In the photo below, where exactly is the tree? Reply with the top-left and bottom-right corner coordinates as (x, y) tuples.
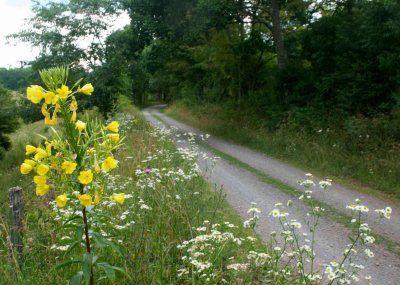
(9, 0), (123, 70)
(0, 85), (20, 159)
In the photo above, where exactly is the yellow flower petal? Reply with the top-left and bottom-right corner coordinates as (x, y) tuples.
(20, 163), (33, 174)
(36, 164), (50, 176)
(113, 193), (125, 205)
(26, 85), (44, 104)
(75, 120), (86, 132)
(33, 175), (47, 185)
(70, 98), (78, 111)
(34, 148), (48, 160)
(78, 194), (92, 207)
(24, 159), (37, 167)
(94, 193), (101, 205)
(106, 121), (119, 133)
(44, 91), (56, 104)
(36, 184), (50, 196)
(80, 83), (94, 95)
(56, 85), (71, 99)
(61, 161), (77, 174)
(55, 195), (68, 208)
(25, 145), (37, 155)
(78, 170), (93, 185)
(107, 133), (120, 143)
(101, 156), (118, 172)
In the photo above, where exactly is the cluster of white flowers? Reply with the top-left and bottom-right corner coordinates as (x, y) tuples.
(177, 221), (252, 282)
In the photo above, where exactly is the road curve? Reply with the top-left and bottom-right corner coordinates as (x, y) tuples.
(143, 105), (400, 284)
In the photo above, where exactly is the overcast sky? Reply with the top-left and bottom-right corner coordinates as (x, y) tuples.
(0, 0), (36, 68)
(0, 0), (130, 68)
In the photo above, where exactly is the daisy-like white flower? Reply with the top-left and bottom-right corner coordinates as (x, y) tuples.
(327, 272), (336, 281)
(364, 249), (374, 258)
(270, 209), (280, 218)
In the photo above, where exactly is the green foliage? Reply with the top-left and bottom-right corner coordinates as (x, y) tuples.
(0, 85), (20, 159)
(0, 67), (34, 91)
(288, 0), (400, 115)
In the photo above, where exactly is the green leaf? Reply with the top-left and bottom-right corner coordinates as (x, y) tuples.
(83, 253), (93, 285)
(63, 241), (79, 257)
(62, 215), (83, 226)
(97, 262), (116, 282)
(91, 232), (121, 254)
(53, 259), (82, 271)
(71, 77), (84, 90)
(76, 224), (85, 244)
(71, 271), (83, 285)
(110, 265), (132, 280)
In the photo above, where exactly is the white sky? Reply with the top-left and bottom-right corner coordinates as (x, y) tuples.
(0, 0), (36, 68)
(0, 0), (130, 68)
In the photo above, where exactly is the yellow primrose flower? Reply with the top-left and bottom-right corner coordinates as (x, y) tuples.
(61, 161), (77, 174)
(95, 163), (101, 173)
(94, 193), (101, 205)
(107, 133), (120, 143)
(55, 195), (68, 208)
(113, 193), (125, 205)
(75, 120), (86, 132)
(25, 145), (37, 155)
(106, 121), (119, 133)
(24, 159), (37, 167)
(80, 83), (94, 95)
(36, 164), (50, 176)
(102, 156), (118, 172)
(78, 170), (93, 185)
(41, 104), (49, 117)
(70, 98), (78, 111)
(36, 184), (50, 196)
(20, 163), (33, 174)
(44, 91), (56, 104)
(78, 194), (92, 207)
(34, 148), (48, 160)
(33, 175), (47, 185)
(44, 113), (57, 126)
(56, 85), (71, 99)
(71, 111), (77, 122)
(45, 142), (52, 154)
(26, 85), (44, 104)
(54, 103), (61, 113)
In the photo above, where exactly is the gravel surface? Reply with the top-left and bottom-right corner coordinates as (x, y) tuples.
(143, 105), (400, 284)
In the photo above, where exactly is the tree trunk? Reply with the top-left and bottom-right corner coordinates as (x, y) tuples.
(270, 0), (287, 70)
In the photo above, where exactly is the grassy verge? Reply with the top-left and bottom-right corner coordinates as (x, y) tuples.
(165, 102), (400, 203)
(0, 98), (262, 284)
(150, 110), (400, 256)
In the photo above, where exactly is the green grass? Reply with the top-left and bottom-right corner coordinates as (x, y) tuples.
(165, 102), (400, 204)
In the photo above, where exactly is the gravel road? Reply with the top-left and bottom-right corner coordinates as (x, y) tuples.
(143, 105), (400, 284)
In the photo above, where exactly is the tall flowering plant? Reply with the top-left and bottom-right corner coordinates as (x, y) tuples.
(20, 67), (127, 284)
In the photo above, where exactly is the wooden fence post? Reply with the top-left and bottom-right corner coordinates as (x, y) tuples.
(9, 187), (24, 261)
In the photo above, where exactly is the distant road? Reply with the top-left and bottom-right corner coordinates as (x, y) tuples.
(143, 105), (400, 284)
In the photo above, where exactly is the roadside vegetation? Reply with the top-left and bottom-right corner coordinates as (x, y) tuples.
(0, 67), (390, 284)
(0, 0), (398, 283)
(166, 102), (400, 202)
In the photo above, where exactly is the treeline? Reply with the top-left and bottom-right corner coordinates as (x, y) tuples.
(112, 0), (400, 125)
(3, 0), (400, 133)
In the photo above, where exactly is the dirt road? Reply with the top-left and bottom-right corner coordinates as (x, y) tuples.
(143, 105), (400, 284)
